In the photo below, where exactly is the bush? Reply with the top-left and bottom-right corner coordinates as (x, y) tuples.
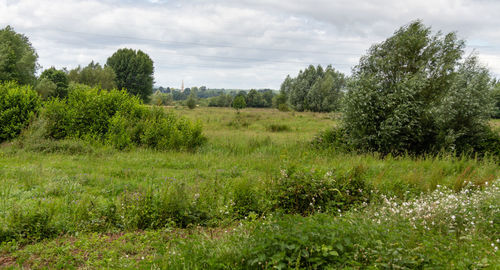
(232, 95), (246, 110)
(277, 103), (289, 112)
(311, 127), (349, 151)
(37, 86), (205, 151)
(0, 82), (41, 143)
(150, 91), (173, 106)
(107, 107), (206, 151)
(186, 94), (196, 109)
(273, 165), (370, 215)
(6, 207), (56, 243)
(266, 123), (290, 132)
(343, 21), (495, 156)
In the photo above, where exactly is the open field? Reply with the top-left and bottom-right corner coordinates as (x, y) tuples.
(1, 107), (499, 269)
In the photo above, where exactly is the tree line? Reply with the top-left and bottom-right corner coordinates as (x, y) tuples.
(0, 26), (154, 102)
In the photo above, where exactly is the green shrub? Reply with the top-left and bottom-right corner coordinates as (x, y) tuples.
(107, 107), (206, 151)
(273, 165), (370, 215)
(118, 183), (208, 229)
(6, 207), (56, 243)
(266, 123), (290, 132)
(232, 95), (246, 110)
(43, 87), (140, 139)
(231, 178), (261, 217)
(311, 127), (349, 150)
(0, 82), (41, 143)
(277, 103), (289, 112)
(186, 94), (196, 109)
(36, 86), (205, 151)
(343, 21), (495, 156)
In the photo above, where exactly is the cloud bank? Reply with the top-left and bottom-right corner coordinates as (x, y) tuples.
(1, 0), (499, 89)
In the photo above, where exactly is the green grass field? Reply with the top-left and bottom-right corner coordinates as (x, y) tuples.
(1, 107), (499, 269)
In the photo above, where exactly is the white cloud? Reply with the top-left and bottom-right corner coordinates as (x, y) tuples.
(1, 0), (499, 88)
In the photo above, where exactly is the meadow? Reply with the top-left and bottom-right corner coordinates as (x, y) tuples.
(0, 107), (499, 269)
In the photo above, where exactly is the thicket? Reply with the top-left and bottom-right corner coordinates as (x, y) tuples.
(0, 82), (41, 143)
(30, 85), (205, 151)
(339, 21), (500, 157)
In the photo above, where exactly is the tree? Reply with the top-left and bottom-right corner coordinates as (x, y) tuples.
(343, 20), (495, 155)
(280, 65), (345, 112)
(68, 61), (116, 90)
(39, 67), (69, 98)
(106, 48), (154, 102)
(232, 95), (246, 111)
(0, 26), (39, 85)
(186, 93), (197, 109)
(306, 67), (345, 112)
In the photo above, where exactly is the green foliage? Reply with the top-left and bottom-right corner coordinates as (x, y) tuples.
(150, 91), (173, 106)
(37, 86), (205, 151)
(266, 123), (290, 132)
(106, 48), (154, 102)
(344, 21), (496, 156)
(68, 61), (116, 90)
(208, 93), (233, 107)
(282, 65), (345, 112)
(0, 26), (38, 85)
(273, 165), (370, 215)
(42, 86), (140, 140)
(232, 95), (246, 110)
(34, 77), (56, 99)
(311, 127), (350, 151)
(186, 93), (197, 109)
(0, 82), (41, 143)
(5, 207), (56, 243)
(492, 82), (500, 118)
(38, 67), (69, 99)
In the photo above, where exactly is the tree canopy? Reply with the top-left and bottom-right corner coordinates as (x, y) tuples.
(343, 20), (495, 155)
(0, 26), (39, 85)
(68, 61), (116, 90)
(106, 48), (154, 102)
(279, 65), (345, 112)
(38, 67), (69, 99)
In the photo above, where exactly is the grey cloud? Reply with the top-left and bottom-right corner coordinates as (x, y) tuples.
(1, 0), (499, 89)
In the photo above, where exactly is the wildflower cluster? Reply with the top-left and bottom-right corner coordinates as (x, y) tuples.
(371, 181), (499, 248)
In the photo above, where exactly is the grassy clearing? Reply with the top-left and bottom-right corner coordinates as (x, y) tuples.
(1, 107), (499, 268)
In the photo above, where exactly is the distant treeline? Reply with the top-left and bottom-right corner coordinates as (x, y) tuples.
(153, 86), (276, 108)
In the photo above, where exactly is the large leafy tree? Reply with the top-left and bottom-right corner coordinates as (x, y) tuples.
(0, 26), (39, 85)
(279, 65), (345, 112)
(343, 21), (495, 155)
(106, 48), (154, 102)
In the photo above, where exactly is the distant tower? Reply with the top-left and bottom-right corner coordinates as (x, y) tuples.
(181, 80), (184, 93)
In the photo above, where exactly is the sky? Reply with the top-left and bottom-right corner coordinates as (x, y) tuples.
(1, 0), (500, 89)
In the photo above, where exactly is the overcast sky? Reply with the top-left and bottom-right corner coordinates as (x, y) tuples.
(1, 0), (500, 89)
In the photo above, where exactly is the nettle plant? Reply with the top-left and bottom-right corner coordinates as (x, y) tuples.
(343, 21), (496, 156)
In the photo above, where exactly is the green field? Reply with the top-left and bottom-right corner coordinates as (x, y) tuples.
(1, 107), (499, 269)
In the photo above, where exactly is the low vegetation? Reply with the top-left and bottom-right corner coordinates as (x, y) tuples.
(1, 107), (499, 268)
